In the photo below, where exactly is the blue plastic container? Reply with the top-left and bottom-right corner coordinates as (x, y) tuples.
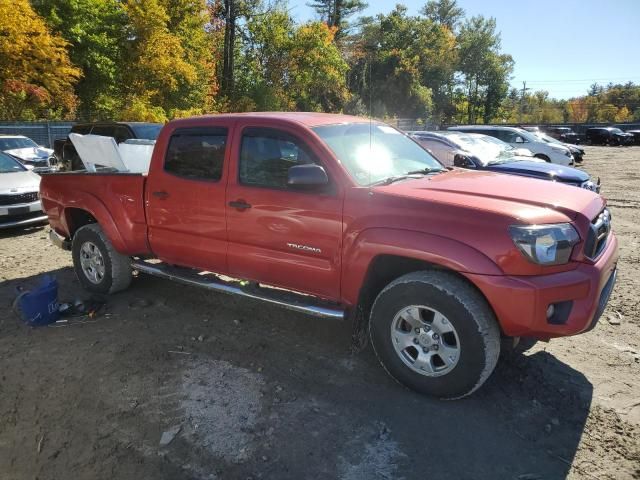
(15, 275), (60, 327)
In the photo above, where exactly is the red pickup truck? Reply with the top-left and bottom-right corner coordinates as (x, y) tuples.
(40, 113), (618, 399)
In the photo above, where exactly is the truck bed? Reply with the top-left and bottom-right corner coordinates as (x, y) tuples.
(40, 172), (151, 255)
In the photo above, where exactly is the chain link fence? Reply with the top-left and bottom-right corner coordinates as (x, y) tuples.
(0, 121), (75, 148)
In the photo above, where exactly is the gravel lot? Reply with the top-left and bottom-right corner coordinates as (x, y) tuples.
(1, 146), (639, 480)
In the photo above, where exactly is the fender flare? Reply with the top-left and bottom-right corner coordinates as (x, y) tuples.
(61, 192), (127, 253)
(341, 227), (503, 306)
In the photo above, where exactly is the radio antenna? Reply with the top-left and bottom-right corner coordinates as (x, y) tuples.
(368, 56), (372, 190)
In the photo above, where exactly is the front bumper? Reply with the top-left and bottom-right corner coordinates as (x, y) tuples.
(466, 232), (619, 339)
(0, 201), (48, 229)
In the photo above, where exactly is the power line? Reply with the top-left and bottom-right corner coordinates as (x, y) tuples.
(517, 77), (640, 84)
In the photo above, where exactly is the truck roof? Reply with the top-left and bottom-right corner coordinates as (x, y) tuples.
(170, 112), (370, 128)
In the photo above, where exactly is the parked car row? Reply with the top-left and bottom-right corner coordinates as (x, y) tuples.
(38, 112), (618, 400)
(408, 130), (598, 191)
(447, 125), (576, 165)
(522, 125), (639, 147)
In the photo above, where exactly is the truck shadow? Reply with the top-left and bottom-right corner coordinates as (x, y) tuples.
(0, 269), (593, 480)
(0, 224), (46, 239)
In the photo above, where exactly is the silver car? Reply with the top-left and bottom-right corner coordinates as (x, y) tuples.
(0, 135), (57, 173)
(0, 152), (47, 229)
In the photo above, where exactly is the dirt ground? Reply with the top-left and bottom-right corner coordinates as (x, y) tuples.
(1, 146), (639, 480)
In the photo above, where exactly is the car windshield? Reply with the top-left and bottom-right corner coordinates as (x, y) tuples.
(535, 132), (563, 145)
(312, 123), (445, 186)
(0, 137), (39, 150)
(445, 133), (518, 165)
(610, 128), (625, 134)
(130, 124), (162, 140)
(0, 152), (26, 173)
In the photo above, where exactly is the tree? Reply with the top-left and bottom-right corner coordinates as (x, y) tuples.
(0, 0), (80, 119)
(456, 15), (512, 123)
(615, 106), (631, 123)
(348, 6), (434, 119)
(307, 0), (368, 39)
(420, 0), (464, 31)
(120, 0), (212, 121)
(567, 98), (588, 123)
(32, 0), (128, 119)
(239, 8), (348, 111)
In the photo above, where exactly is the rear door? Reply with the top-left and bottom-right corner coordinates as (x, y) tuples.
(225, 124), (343, 300)
(146, 125), (230, 273)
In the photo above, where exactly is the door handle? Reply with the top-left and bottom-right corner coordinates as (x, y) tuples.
(228, 199), (251, 210)
(152, 191), (169, 199)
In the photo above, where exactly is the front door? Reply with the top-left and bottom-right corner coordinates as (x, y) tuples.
(225, 126), (343, 301)
(146, 126), (230, 273)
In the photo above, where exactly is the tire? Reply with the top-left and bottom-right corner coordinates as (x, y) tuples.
(72, 224), (132, 294)
(534, 154), (551, 162)
(369, 271), (500, 399)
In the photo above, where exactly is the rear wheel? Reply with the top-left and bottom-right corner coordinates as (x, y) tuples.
(72, 224), (132, 294)
(369, 271), (500, 399)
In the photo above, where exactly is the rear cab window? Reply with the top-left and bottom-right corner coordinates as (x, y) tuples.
(164, 127), (228, 181)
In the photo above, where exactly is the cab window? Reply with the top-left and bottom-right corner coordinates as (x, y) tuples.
(165, 127), (227, 181)
(239, 127), (319, 189)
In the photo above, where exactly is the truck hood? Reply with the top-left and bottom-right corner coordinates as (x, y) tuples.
(4, 147), (53, 162)
(485, 160), (589, 183)
(377, 169), (604, 224)
(0, 170), (41, 194)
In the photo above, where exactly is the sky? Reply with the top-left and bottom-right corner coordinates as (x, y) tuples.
(292, 0), (640, 100)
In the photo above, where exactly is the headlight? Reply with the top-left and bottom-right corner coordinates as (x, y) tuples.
(509, 223), (579, 265)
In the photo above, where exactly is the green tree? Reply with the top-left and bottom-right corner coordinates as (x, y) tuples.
(307, 0), (368, 39)
(239, 8), (348, 111)
(0, 0), (80, 119)
(32, 0), (128, 119)
(348, 6), (444, 119)
(420, 0), (464, 31)
(457, 15), (512, 123)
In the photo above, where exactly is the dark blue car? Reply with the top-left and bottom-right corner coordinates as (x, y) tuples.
(410, 131), (599, 192)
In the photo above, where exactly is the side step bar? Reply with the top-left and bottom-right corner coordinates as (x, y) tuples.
(131, 259), (345, 320)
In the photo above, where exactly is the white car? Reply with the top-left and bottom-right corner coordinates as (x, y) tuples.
(447, 125), (574, 166)
(0, 135), (56, 173)
(0, 151), (47, 229)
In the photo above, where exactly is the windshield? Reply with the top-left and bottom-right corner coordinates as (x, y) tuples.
(446, 133), (518, 165)
(313, 123), (444, 186)
(0, 152), (27, 173)
(535, 132), (563, 145)
(610, 128), (625, 134)
(0, 137), (39, 150)
(130, 124), (162, 140)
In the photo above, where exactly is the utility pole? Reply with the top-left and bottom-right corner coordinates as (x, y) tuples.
(519, 81), (531, 123)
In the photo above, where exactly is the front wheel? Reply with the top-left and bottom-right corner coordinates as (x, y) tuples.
(534, 154), (551, 162)
(72, 224), (132, 294)
(369, 271), (500, 399)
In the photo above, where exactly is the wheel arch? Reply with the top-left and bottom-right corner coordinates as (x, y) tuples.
(61, 195), (127, 253)
(345, 228), (504, 350)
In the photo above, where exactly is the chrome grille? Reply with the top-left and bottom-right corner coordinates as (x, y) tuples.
(585, 208), (611, 259)
(0, 191), (39, 206)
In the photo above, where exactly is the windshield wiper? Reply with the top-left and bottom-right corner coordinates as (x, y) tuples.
(404, 167), (443, 175)
(370, 167), (443, 186)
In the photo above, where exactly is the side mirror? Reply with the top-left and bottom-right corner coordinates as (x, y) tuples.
(453, 152), (475, 168)
(25, 164), (35, 171)
(515, 136), (525, 143)
(287, 164), (329, 188)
